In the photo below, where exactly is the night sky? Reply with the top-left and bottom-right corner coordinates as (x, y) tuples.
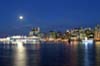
(0, 0), (100, 36)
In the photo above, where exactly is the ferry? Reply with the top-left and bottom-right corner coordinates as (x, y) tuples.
(0, 36), (41, 44)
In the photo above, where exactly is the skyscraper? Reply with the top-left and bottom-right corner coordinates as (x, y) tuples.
(94, 24), (100, 41)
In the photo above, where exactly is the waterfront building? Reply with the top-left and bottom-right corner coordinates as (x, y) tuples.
(49, 31), (57, 39)
(84, 28), (94, 39)
(79, 32), (86, 40)
(38, 32), (44, 38)
(29, 27), (40, 36)
(64, 30), (71, 39)
(29, 31), (34, 36)
(70, 29), (79, 41)
(94, 24), (100, 41)
(56, 31), (62, 39)
(70, 33), (79, 41)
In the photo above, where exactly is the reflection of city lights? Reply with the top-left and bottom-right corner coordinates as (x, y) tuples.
(95, 41), (100, 44)
(82, 41), (93, 45)
(14, 42), (27, 66)
(49, 38), (55, 41)
(70, 41), (78, 45)
(83, 41), (88, 45)
(17, 42), (23, 48)
(82, 37), (93, 44)
(84, 43), (89, 66)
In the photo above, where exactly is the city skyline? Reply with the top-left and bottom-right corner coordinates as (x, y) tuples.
(0, 1), (100, 66)
(0, 0), (100, 35)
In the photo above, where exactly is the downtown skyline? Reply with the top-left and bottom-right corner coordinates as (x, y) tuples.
(0, 0), (100, 35)
(0, 1), (100, 66)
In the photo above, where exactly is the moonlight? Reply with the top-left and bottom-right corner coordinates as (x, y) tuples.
(19, 16), (23, 20)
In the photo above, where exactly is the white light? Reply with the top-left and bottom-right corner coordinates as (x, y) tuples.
(19, 16), (23, 20)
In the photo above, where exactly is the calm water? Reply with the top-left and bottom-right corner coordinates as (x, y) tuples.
(0, 42), (100, 66)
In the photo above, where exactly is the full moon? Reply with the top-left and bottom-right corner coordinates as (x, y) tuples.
(19, 16), (23, 20)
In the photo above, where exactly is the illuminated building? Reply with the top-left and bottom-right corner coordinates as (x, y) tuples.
(63, 30), (70, 39)
(94, 25), (100, 41)
(70, 29), (79, 41)
(29, 31), (34, 36)
(56, 31), (62, 39)
(49, 31), (57, 39)
(79, 28), (87, 40)
(84, 28), (94, 39)
(29, 27), (40, 36)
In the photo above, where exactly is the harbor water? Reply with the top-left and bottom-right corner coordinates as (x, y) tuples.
(0, 41), (100, 66)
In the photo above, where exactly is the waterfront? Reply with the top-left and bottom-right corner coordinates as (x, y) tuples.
(0, 41), (100, 66)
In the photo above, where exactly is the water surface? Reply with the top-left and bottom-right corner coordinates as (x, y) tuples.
(0, 42), (100, 66)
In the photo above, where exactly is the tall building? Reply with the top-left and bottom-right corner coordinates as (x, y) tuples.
(84, 28), (94, 39)
(29, 27), (40, 36)
(94, 24), (100, 41)
(70, 29), (80, 40)
(49, 31), (57, 39)
(79, 28), (87, 40)
(64, 30), (70, 39)
(56, 31), (62, 39)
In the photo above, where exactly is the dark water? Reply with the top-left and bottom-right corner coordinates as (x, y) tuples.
(0, 42), (100, 66)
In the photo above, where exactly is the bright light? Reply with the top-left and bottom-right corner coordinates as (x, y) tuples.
(17, 42), (23, 48)
(19, 16), (23, 20)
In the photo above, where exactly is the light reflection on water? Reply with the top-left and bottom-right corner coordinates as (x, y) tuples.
(13, 43), (27, 66)
(95, 42), (100, 66)
(0, 41), (100, 66)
